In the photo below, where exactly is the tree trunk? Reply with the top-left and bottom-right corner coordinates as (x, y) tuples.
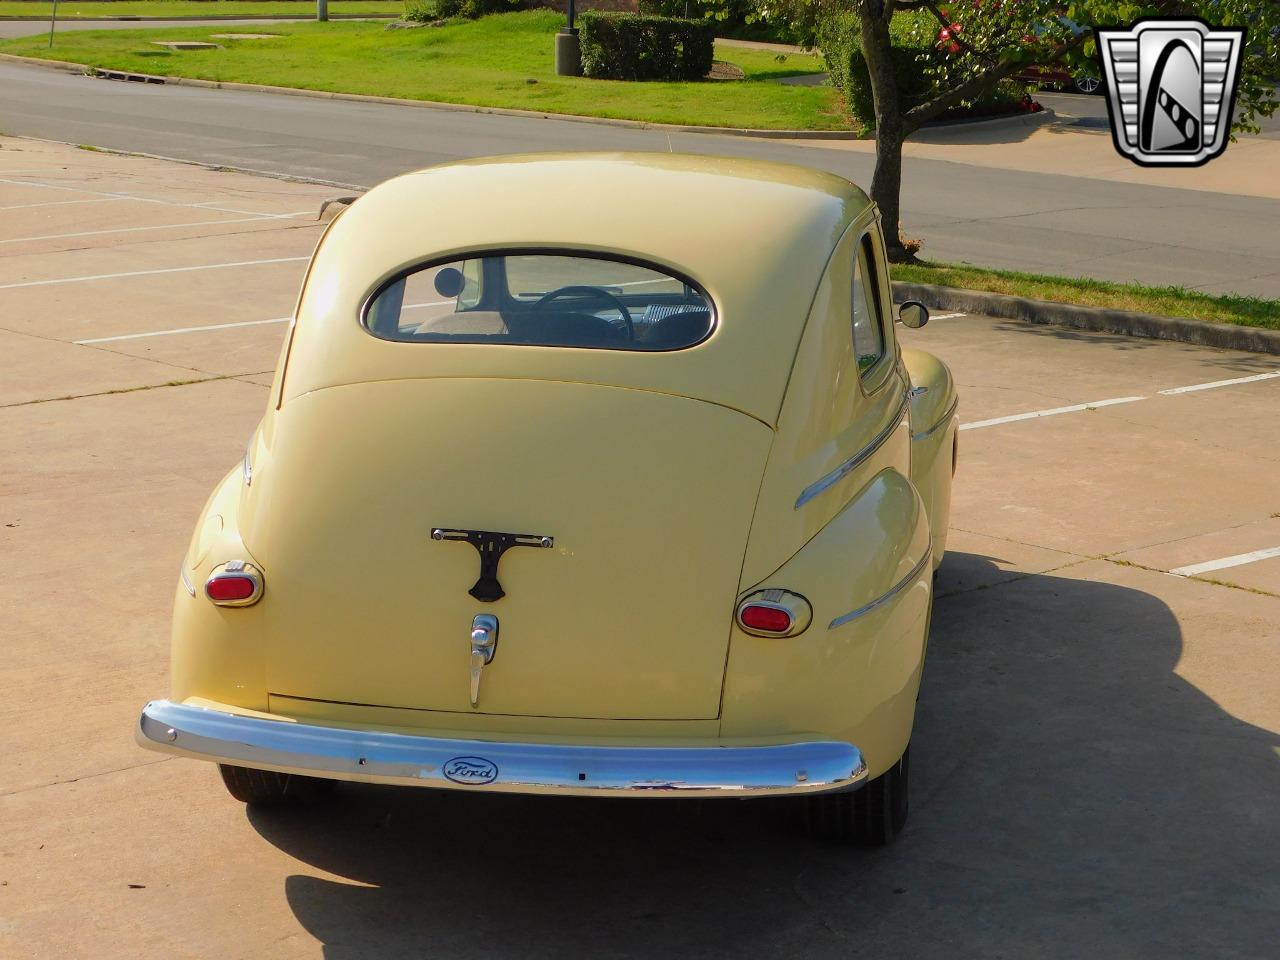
(859, 7), (913, 263)
(870, 124), (909, 262)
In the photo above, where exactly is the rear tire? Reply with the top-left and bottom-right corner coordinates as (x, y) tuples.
(806, 747), (909, 846)
(218, 764), (335, 807)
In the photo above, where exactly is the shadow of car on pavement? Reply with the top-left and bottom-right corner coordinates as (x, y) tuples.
(248, 552), (1279, 959)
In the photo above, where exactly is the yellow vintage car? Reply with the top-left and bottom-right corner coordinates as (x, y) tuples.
(137, 154), (958, 846)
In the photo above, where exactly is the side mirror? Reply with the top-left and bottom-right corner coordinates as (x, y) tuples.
(898, 300), (929, 329)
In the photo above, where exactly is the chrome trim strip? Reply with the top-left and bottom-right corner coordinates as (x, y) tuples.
(179, 567), (196, 597)
(794, 391), (910, 509)
(828, 546), (932, 630)
(911, 395), (959, 443)
(136, 700), (868, 799)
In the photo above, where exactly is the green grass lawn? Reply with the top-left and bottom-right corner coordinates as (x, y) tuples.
(0, 1), (401, 16)
(894, 261), (1280, 330)
(0, 13), (841, 130)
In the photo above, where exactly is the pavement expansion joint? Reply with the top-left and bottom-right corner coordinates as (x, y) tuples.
(1104, 516), (1279, 557)
(1, 322), (202, 375)
(935, 557), (1095, 601)
(1, 373), (252, 409)
(1102, 557), (1280, 600)
(1, 756), (174, 799)
(948, 526), (1088, 558)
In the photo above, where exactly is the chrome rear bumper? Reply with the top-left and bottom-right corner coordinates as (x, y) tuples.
(136, 700), (867, 798)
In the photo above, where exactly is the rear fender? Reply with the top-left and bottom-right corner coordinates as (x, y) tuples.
(172, 464), (269, 710)
(720, 468), (932, 777)
(904, 348), (958, 566)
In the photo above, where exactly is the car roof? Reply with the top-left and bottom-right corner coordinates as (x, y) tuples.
(281, 153), (875, 425)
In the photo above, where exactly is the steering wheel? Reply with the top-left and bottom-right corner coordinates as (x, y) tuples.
(532, 285), (634, 341)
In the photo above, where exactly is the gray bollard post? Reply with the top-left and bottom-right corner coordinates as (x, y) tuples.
(317, 0), (329, 22)
(554, 0), (581, 77)
(555, 28), (582, 77)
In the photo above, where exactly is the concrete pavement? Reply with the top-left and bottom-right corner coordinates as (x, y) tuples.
(1, 58), (1279, 296)
(1, 139), (1277, 959)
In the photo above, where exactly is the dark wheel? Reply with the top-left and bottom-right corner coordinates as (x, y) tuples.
(218, 764), (335, 807)
(806, 747), (909, 846)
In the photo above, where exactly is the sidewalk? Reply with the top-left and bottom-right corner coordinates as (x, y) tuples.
(788, 110), (1280, 202)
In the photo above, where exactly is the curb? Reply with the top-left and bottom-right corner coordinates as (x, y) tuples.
(0, 51), (87, 70)
(15, 132), (370, 191)
(919, 106), (1054, 132)
(0, 52), (858, 139)
(892, 282), (1280, 356)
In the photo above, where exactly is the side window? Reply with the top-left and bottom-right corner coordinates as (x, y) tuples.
(852, 233), (887, 378)
(459, 258), (482, 309)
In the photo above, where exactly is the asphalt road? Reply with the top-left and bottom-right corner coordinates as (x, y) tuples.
(1, 59), (1278, 296)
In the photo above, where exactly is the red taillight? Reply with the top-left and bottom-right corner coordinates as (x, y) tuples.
(735, 590), (812, 637)
(205, 562), (263, 606)
(739, 604), (793, 634)
(206, 576), (256, 603)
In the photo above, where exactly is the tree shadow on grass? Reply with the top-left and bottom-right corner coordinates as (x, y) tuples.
(249, 553), (1279, 959)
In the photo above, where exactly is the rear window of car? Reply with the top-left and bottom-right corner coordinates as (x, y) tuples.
(363, 253), (715, 351)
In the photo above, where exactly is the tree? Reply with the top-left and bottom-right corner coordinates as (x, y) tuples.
(776, 1), (1280, 262)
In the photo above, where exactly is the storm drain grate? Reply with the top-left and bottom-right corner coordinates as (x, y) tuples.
(91, 68), (166, 84)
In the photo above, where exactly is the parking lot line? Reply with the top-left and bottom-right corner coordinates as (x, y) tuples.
(1170, 546), (1280, 577)
(0, 177), (315, 218)
(0, 256), (308, 290)
(960, 396), (1146, 431)
(0, 214), (317, 246)
(75, 317), (293, 345)
(190, 201), (320, 219)
(0, 197), (128, 212)
(1158, 370), (1280, 395)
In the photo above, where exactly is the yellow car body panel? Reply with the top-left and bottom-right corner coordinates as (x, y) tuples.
(147, 153), (959, 796)
(244, 378), (772, 720)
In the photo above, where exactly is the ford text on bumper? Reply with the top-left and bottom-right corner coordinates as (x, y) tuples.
(137, 700), (868, 799)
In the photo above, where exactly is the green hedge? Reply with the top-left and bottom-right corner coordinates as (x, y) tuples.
(580, 12), (715, 81)
(427, 0), (523, 20)
(403, 0), (437, 21)
(818, 13), (931, 134)
(819, 11), (1030, 134)
(636, 0), (806, 45)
